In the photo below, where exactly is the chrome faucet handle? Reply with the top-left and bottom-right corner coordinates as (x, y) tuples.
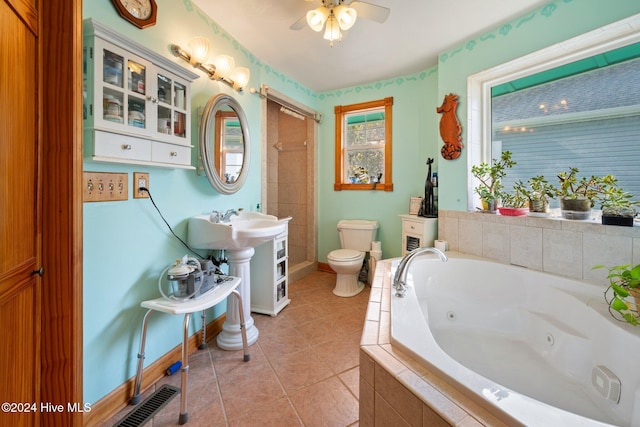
(210, 210), (223, 223)
(222, 209), (239, 221)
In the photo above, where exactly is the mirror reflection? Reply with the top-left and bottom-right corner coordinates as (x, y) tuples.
(200, 94), (250, 194)
(214, 108), (244, 184)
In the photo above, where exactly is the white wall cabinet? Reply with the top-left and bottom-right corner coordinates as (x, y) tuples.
(399, 214), (438, 255)
(250, 227), (290, 316)
(83, 18), (199, 169)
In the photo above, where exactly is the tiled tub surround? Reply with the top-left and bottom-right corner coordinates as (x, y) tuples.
(437, 210), (640, 282)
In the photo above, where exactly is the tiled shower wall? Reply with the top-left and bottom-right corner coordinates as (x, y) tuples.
(438, 210), (640, 284)
(266, 101), (313, 266)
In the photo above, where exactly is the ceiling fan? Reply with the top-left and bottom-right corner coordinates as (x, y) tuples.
(290, 0), (390, 46)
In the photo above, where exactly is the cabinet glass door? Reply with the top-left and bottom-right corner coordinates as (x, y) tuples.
(102, 50), (125, 124)
(126, 60), (147, 130)
(173, 81), (187, 140)
(156, 74), (173, 136)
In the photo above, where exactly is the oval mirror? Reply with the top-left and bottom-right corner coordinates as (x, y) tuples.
(200, 94), (250, 194)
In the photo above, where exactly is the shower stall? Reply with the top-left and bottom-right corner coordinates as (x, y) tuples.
(262, 92), (318, 282)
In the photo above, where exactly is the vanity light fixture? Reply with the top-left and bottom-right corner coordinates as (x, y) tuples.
(171, 38), (250, 91)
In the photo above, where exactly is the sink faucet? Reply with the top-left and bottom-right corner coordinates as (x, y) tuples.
(393, 247), (447, 298)
(222, 209), (239, 222)
(210, 209), (240, 223)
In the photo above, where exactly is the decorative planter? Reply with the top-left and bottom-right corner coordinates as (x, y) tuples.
(498, 207), (528, 216)
(481, 198), (497, 212)
(601, 207), (635, 227)
(560, 198), (591, 220)
(602, 214), (635, 227)
(528, 199), (549, 214)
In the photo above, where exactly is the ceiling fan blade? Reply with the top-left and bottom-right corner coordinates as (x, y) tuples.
(290, 15), (308, 30)
(349, 1), (390, 23)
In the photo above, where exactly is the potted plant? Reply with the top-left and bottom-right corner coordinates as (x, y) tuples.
(593, 263), (640, 326)
(598, 176), (638, 227)
(513, 175), (555, 216)
(496, 190), (528, 216)
(471, 151), (516, 212)
(555, 168), (605, 220)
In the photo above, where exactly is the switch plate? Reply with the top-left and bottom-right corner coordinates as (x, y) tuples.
(83, 172), (128, 202)
(133, 172), (149, 198)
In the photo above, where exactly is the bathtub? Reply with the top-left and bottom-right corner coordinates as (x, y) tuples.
(389, 253), (640, 427)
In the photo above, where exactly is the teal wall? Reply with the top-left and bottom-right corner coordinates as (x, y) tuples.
(82, 0), (317, 404)
(315, 71), (439, 261)
(82, 0), (640, 405)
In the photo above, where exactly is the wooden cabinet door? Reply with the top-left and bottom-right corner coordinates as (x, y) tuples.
(0, 1), (41, 426)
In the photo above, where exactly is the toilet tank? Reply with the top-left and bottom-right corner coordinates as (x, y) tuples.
(337, 220), (379, 251)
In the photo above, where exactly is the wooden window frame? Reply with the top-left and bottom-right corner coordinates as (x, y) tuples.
(334, 97), (393, 191)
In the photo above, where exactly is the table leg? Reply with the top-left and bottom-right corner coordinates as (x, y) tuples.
(198, 310), (207, 350)
(178, 313), (191, 424)
(131, 309), (154, 405)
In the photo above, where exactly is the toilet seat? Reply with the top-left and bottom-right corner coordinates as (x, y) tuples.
(328, 249), (363, 262)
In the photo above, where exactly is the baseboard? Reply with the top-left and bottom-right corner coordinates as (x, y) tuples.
(83, 315), (225, 427)
(317, 262), (335, 274)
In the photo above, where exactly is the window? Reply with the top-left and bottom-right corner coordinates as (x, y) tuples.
(467, 15), (640, 209)
(492, 51), (640, 208)
(334, 97), (393, 191)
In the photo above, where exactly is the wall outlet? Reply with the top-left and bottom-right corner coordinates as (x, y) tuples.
(133, 172), (149, 198)
(83, 172), (128, 202)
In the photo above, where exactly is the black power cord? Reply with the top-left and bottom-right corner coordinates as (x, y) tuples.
(139, 186), (208, 260)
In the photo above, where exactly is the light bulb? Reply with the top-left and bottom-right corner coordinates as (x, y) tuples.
(211, 55), (235, 80)
(323, 15), (342, 44)
(187, 37), (210, 66)
(334, 5), (357, 30)
(230, 67), (250, 90)
(306, 7), (329, 32)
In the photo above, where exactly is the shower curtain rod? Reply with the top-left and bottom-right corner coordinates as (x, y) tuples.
(251, 84), (322, 123)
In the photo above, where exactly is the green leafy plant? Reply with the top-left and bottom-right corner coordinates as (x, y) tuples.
(471, 151), (516, 209)
(555, 168), (609, 207)
(593, 263), (640, 326)
(597, 176), (639, 216)
(497, 190), (528, 208)
(514, 175), (555, 210)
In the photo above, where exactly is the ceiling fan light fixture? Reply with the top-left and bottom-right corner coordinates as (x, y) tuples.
(334, 5), (357, 30)
(306, 7), (329, 32)
(323, 15), (342, 44)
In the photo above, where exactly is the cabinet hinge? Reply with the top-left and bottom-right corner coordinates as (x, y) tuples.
(90, 47), (93, 59)
(90, 104), (93, 116)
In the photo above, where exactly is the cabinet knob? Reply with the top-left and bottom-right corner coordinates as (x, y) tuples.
(147, 96), (159, 104)
(170, 151), (178, 157)
(122, 144), (132, 150)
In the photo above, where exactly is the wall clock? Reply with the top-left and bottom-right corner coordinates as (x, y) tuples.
(111, 0), (158, 29)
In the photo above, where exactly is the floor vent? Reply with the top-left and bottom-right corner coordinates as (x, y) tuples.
(114, 384), (180, 427)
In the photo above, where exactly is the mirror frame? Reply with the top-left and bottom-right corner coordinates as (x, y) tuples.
(200, 93), (251, 194)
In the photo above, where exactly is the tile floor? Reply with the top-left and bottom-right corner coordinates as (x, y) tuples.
(106, 271), (369, 426)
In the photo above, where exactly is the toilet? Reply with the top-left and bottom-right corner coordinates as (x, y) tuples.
(328, 219), (379, 297)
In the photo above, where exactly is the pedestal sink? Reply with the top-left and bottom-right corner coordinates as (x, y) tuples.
(187, 211), (290, 350)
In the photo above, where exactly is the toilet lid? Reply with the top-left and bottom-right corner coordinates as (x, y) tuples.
(329, 249), (363, 261)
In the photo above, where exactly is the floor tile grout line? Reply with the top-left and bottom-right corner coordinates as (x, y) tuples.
(206, 346), (230, 426)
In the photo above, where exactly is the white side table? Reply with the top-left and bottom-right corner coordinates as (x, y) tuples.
(130, 276), (248, 424)
(399, 214), (438, 256)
